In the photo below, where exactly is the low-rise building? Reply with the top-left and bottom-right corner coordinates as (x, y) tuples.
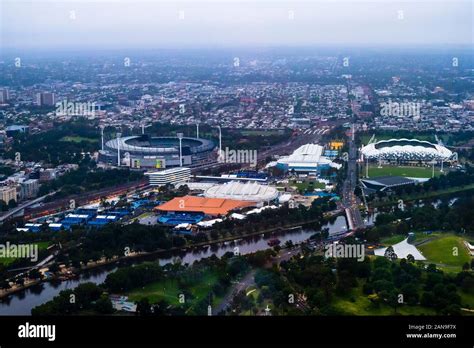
(145, 167), (191, 186)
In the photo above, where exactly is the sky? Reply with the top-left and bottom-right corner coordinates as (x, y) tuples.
(0, 0), (472, 50)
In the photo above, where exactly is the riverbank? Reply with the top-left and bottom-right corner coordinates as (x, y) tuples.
(0, 214), (343, 301)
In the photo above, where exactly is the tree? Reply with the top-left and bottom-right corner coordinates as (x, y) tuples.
(0, 280), (11, 290)
(28, 269), (42, 280)
(7, 199), (17, 209)
(48, 263), (60, 273)
(136, 298), (152, 316)
(406, 254), (415, 263)
(94, 294), (115, 314)
(384, 246), (394, 259)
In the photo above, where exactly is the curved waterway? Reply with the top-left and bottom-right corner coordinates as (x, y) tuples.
(0, 216), (348, 315)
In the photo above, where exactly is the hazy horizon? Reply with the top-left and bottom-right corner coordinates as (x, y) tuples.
(1, 0), (472, 51)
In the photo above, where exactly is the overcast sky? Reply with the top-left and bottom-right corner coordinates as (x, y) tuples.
(1, 0), (472, 50)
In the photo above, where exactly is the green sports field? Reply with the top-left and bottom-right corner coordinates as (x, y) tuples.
(417, 234), (472, 273)
(366, 165), (441, 179)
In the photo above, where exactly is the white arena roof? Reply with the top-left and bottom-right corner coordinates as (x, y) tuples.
(204, 181), (279, 202)
(361, 138), (452, 161)
(276, 143), (342, 170)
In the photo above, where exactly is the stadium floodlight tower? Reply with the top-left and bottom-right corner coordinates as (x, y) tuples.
(177, 132), (184, 167)
(429, 159), (437, 178)
(365, 155), (369, 178)
(196, 123), (200, 139)
(141, 123), (151, 135)
(217, 125), (222, 156)
(116, 132), (122, 167)
(99, 125), (105, 151)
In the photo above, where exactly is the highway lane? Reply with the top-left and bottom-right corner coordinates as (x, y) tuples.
(342, 126), (365, 231)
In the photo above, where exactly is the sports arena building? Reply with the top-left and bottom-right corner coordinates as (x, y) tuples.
(360, 138), (452, 162)
(203, 181), (279, 203)
(99, 135), (215, 169)
(273, 143), (342, 173)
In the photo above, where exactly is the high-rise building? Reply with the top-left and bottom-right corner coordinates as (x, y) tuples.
(20, 179), (39, 200)
(0, 89), (9, 104)
(36, 92), (56, 106)
(0, 186), (17, 204)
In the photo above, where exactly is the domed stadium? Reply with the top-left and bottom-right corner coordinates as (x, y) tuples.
(99, 135), (215, 168)
(361, 138), (452, 162)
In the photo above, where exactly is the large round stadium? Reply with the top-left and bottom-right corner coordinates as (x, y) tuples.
(361, 138), (452, 162)
(99, 135), (215, 169)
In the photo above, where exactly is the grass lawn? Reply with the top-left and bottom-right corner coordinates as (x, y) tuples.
(332, 284), (436, 315)
(380, 231), (445, 247)
(459, 290), (474, 310)
(127, 270), (220, 309)
(367, 165), (440, 179)
(60, 136), (98, 143)
(0, 241), (49, 266)
(380, 235), (406, 246)
(417, 234), (472, 273)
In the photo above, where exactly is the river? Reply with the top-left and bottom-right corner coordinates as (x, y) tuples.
(0, 216), (348, 315)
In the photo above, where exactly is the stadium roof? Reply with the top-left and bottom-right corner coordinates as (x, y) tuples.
(105, 136), (214, 154)
(361, 176), (415, 191)
(361, 138), (452, 161)
(276, 143), (342, 169)
(155, 196), (255, 216)
(362, 176), (415, 186)
(204, 181), (279, 202)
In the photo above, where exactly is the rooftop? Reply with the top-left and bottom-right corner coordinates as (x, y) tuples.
(204, 181), (279, 202)
(155, 196), (255, 216)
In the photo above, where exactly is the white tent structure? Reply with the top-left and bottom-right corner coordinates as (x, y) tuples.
(374, 238), (426, 260)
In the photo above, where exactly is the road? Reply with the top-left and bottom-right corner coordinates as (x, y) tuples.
(341, 125), (365, 231)
(214, 269), (257, 315)
(0, 191), (59, 223)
